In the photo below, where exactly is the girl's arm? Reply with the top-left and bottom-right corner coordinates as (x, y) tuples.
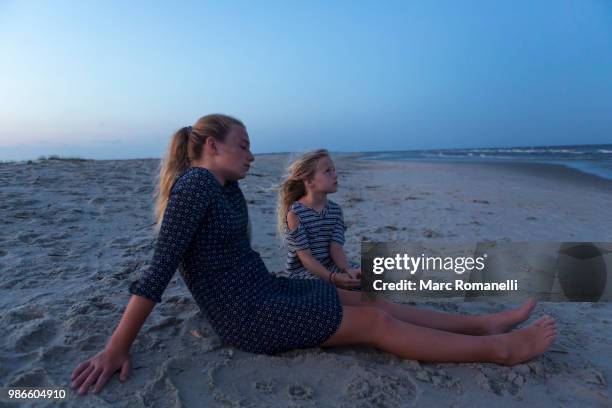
(330, 242), (350, 272)
(330, 242), (361, 278)
(286, 211), (332, 280)
(328, 205), (360, 279)
(71, 295), (154, 395)
(295, 249), (360, 289)
(294, 248), (334, 281)
(287, 211), (359, 288)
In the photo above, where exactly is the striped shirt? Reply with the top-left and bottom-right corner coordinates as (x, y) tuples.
(284, 200), (346, 279)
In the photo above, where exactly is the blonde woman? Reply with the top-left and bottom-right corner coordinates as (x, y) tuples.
(71, 114), (556, 396)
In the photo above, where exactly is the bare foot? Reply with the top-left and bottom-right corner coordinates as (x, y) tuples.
(494, 315), (557, 366)
(480, 298), (537, 335)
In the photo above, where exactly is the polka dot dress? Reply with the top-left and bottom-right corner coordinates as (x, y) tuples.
(129, 167), (343, 354)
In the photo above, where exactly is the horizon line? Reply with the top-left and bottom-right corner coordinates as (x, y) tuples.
(1, 142), (611, 163)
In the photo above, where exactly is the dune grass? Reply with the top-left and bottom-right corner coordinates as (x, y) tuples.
(37, 155), (89, 162)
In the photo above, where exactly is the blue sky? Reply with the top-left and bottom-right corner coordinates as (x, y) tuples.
(1, 0), (611, 160)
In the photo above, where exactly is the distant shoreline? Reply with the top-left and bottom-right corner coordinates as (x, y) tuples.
(361, 158), (612, 187)
(3, 150), (612, 186)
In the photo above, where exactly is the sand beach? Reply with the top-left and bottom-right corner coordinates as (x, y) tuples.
(1, 154), (611, 407)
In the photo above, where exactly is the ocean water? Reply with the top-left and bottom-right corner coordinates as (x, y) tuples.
(359, 144), (612, 181)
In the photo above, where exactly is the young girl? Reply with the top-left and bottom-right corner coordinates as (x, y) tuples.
(71, 114), (556, 396)
(277, 149), (361, 289)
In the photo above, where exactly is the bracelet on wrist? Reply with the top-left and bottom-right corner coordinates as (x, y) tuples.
(330, 272), (337, 285)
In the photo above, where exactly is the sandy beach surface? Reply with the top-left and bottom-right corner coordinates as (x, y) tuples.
(1, 154), (611, 407)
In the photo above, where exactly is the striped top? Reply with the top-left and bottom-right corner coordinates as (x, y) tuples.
(284, 200), (347, 279)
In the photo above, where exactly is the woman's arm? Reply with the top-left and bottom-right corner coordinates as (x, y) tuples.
(247, 218), (252, 245)
(107, 295), (155, 351)
(72, 171), (214, 395)
(71, 295), (155, 395)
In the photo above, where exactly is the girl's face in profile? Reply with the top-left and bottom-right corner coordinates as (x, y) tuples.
(215, 125), (255, 180)
(308, 156), (338, 194)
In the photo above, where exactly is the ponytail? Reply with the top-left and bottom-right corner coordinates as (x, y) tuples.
(154, 126), (192, 229)
(154, 114), (245, 230)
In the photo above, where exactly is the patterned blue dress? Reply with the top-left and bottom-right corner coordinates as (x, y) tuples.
(128, 167), (343, 354)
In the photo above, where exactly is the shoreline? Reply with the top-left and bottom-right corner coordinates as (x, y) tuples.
(4, 151), (612, 184)
(355, 157), (612, 186)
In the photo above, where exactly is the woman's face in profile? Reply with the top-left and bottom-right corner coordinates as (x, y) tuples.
(216, 125), (255, 180)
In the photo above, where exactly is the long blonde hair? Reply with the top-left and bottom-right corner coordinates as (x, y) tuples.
(276, 149), (330, 237)
(154, 113), (245, 229)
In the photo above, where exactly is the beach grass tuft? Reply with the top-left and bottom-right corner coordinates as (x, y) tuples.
(37, 155), (89, 162)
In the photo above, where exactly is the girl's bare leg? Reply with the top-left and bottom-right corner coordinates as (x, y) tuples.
(336, 288), (536, 336)
(321, 306), (556, 366)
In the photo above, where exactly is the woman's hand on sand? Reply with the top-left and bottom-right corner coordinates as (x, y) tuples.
(346, 268), (361, 280)
(334, 272), (361, 289)
(71, 347), (132, 395)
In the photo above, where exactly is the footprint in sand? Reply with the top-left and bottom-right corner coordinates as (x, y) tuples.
(8, 368), (54, 388)
(422, 228), (441, 238)
(139, 357), (219, 407)
(206, 352), (417, 406)
(375, 225), (399, 233)
(12, 318), (59, 352)
(287, 383), (314, 401)
(2, 305), (46, 325)
(75, 334), (109, 352)
(0, 350), (41, 379)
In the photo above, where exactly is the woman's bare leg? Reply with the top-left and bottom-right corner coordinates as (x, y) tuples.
(321, 306), (556, 365)
(336, 288), (536, 336)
